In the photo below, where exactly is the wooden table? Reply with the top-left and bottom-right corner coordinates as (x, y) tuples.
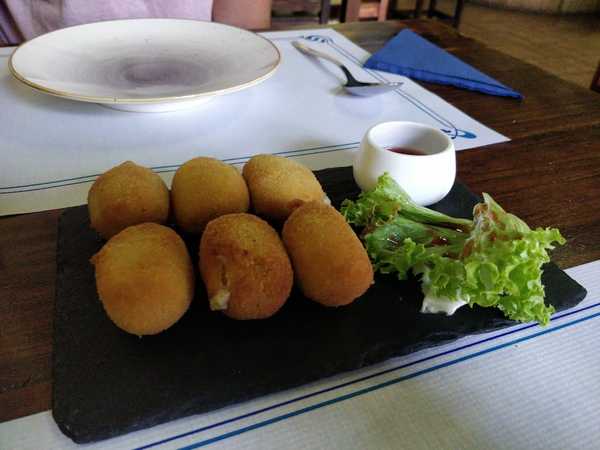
(2, 19), (600, 425)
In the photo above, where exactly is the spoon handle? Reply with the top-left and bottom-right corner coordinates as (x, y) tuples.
(292, 41), (346, 69)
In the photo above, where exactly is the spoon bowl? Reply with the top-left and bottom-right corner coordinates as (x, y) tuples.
(292, 41), (402, 96)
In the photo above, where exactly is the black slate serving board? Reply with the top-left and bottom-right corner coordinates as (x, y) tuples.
(53, 166), (587, 443)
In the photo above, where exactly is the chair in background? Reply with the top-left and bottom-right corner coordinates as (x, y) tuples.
(271, 0), (332, 25)
(340, 0), (465, 27)
(417, 0), (465, 28)
(271, 0), (464, 28)
(591, 61), (600, 93)
(340, 0), (390, 22)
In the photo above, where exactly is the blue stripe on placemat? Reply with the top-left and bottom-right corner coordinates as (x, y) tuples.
(134, 301), (600, 450)
(176, 310), (600, 450)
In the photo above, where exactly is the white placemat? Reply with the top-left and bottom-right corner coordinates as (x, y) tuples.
(0, 29), (508, 216)
(1, 259), (598, 450)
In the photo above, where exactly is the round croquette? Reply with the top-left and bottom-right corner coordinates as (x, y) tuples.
(171, 157), (250, 234)
(199, 213), (293, 320)
(88, 161), (170, 239)
(91, 223), (194, 336)
(242, 154), (326, 221)
(282, 202), (373, 306)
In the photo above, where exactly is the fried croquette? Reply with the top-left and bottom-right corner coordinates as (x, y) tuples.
(88, 161), (169, 239)
(242, 154), (326, 221)
(199, 213), (293, 320)
(91, 223), (194, 336)
(282, 202), (373, 307)
(171, 157), (250, 234)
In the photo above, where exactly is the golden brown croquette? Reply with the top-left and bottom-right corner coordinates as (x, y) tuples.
(91, 223), (194, 336)
(171, 157), (250, 234)
(242, 154), (326, 221)
(199, 213), (293, 320)
(282, 202), (373, 307)
(88, 161), (169, 239)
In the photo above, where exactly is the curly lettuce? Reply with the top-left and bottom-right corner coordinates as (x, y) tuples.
(341, 172), (472, 231)
(341, 174), (565, 325)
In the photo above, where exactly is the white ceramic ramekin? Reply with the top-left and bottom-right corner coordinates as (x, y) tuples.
(353, 121), (456, 205)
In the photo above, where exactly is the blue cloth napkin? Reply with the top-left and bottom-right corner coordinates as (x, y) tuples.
(364, 29), (522, 99)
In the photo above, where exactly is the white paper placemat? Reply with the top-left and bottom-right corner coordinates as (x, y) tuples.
(0, 29), (508, 216)
(1, 259), (598, 450)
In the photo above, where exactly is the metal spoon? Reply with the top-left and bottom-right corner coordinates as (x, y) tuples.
(292, 40), (402, 96)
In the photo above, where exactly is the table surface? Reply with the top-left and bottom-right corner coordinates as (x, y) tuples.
(1, 19), (599, 424)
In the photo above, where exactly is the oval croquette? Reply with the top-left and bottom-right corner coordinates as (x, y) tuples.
(242, 154), (326, 221)
(88, 161), (170, 239)
(199, 213), (293, 320)
(91, 223), (194, 336)
(171, 157), (249, 234)
(282, 202), (373, 306)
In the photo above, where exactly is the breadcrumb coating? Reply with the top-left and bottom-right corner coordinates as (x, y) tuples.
(171, 157), (249, 234)
(91, 223), (194, 335)
(200, 213), (293, 320)
(88, 161), (169, 239)
(243, 154), (325, 221)
(282, 202), (373, 306)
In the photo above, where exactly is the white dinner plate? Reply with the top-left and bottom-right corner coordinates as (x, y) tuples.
(9, 19), (281, 112)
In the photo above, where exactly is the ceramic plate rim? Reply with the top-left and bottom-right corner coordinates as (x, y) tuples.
(8, 18), (282, 105)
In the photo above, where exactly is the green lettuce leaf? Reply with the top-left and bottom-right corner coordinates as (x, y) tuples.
(341, 173), (472, 231)
(343, 174), (565, 326)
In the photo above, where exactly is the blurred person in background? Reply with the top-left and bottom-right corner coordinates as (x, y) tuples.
(0, 0), (272, 44)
